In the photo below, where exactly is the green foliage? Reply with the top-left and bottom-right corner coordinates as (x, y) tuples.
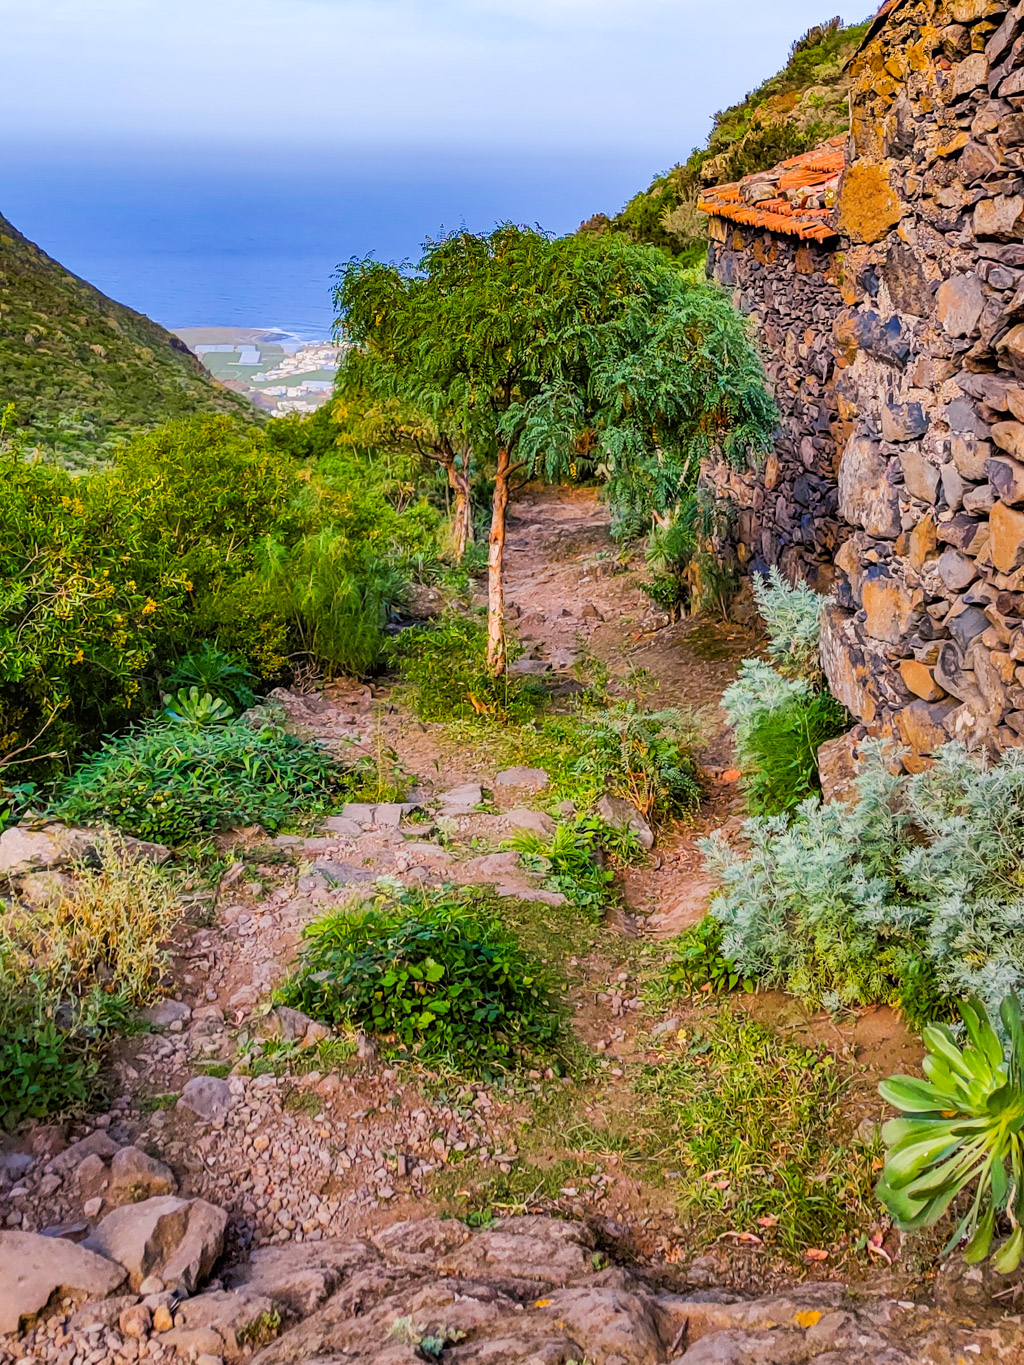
(0, 412), (448, 771)
(723, 572), (843, 816)
(336, 225), (775, 546)
(701, 743), (1024, 1023)
(737, 687), (849, 816)
(637, 1009), (874, 1256)
(661, 916), (756, 996)
(752, 567), (829, 682)
(0, 991), (100, 1129)
(165, 644), (257, 712)
(580, 704), (703, 823)
(512, 817), (642, 921)
(0, 211), (253, 462)
(51, 716), (347, 844)
(878, 995), (1024, 1273)
(277, 888), (565, 1071)
(389, 612), (537, 724)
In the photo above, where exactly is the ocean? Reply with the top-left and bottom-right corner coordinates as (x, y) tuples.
(4, 143), (654, 341)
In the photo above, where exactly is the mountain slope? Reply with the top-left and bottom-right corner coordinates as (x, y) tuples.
(0, 210), (255, 461)
(582, 17), (872, 264)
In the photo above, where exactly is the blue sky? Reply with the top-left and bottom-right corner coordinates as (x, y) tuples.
(1, 2), (875, 333)
(7, 1), (874, 157)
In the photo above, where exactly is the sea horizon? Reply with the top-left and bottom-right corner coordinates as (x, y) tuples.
(4, 141), (666, 340)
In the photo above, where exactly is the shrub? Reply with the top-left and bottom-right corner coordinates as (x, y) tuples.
(701, 742), (1024, 1023)
(164, 643), (257, 712)
(277, 888), (565, 1069)
(388, 611), (537, 723)
(512, 817), (642, 920)
(0, 838), (181, 1126)
(878, 995), (1024, 1273)
(723, 574), (845, 816)
(51, 716), (347, 843)
(736, 687), (849, 816)
(579, 704), (703, 823)
(751, 567), (829, 683)
(661, 916), (755, 996)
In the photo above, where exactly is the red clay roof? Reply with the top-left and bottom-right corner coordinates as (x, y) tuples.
(697, 137), (846, 242)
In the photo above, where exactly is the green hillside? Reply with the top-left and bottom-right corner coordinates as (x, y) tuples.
(583, 17), (872, 264)
(0, 210), (255, 463)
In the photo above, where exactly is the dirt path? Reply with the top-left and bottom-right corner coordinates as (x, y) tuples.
(1, 487), (943, 1365)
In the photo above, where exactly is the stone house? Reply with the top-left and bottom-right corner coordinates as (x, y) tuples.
(699, 0), (1024, 759)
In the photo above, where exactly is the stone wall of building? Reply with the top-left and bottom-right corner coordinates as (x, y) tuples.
(704, 223), (847, 593)
(703, 0), (1024, 758)
(822, 0), (1024, 757)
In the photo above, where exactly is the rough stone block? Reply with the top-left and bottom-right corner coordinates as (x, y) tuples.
(900, 448), (941, 503)
(862, 574), (922, 645)
(987, 454), (1024, 505)
(936, 273), (986, 335)
(899, 660), (946, 702)
(991, 499), (1024, 572)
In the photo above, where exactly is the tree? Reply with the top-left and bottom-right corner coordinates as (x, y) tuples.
(334, 226), (775, 675)
(333, 380), (475, 561)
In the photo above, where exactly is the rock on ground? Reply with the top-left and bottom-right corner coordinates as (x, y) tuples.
(0, 1230), (125, 1334)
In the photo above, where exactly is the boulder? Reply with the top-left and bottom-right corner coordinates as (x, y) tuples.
(494, 766), (549, 791)
(899, 448), (941, 504)
(838, 435), (900, 538)
(0, 827), (63, 877)
(595, 795), (655, 851)
(988, 454), (1024, 506)
(164, 1287), (277, 1356)
(48, 1131), (120, 1177)
(502, 808), (556, 837)
(991, 500), (1024, 572)
(936, 273), (986, 336)
(84, 1195), (227, 1293)
(816, 730), (862, 806)
(224, 1238), (375, 1317)
(0, 1230), (126, 1334)
(177, 1076), (233, 1124)
(436, 1215), (597, 1289)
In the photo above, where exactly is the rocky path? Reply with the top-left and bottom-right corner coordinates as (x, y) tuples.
(2, 489), (1021, 1363)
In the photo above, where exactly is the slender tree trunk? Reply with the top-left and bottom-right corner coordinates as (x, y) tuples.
(449, 461), (473, 563)
(486, 446), (512, 676)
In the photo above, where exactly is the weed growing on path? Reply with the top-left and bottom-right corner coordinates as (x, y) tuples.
(0, 836), (180, 1126)
(512, 816), (644, 920)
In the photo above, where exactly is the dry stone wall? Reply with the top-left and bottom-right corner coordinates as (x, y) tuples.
(705, 0), (1024, 757)
(704, 225), (846, 593)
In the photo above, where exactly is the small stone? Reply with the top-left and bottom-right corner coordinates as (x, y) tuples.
(138, 1275), (165, 1295)
(152, 1304), (174, 1333)
(83, 1198), (104, 1219)
(494, 767), (549, 791)
(594, 795), (654, 851)
(119, 1303), (152, 1339)
(438, 782), (483, 808)
(142, 1001), (191, 1030)
(900, 659), (946, 703)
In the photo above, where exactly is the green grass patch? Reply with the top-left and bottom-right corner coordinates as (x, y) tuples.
(633, 1009), (876, 1258)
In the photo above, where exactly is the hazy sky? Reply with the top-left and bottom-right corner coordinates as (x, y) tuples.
(6, 1), (874, 157)
(1, 2), (876, 332)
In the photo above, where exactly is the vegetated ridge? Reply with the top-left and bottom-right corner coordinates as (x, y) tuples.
(582, 16), (872, 264)
(0, 209), (255, 462)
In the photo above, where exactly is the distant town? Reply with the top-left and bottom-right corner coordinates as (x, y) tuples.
(172, 327), (341, 417)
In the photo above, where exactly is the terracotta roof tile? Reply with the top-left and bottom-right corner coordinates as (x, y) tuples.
(697, 137), (846, 242)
